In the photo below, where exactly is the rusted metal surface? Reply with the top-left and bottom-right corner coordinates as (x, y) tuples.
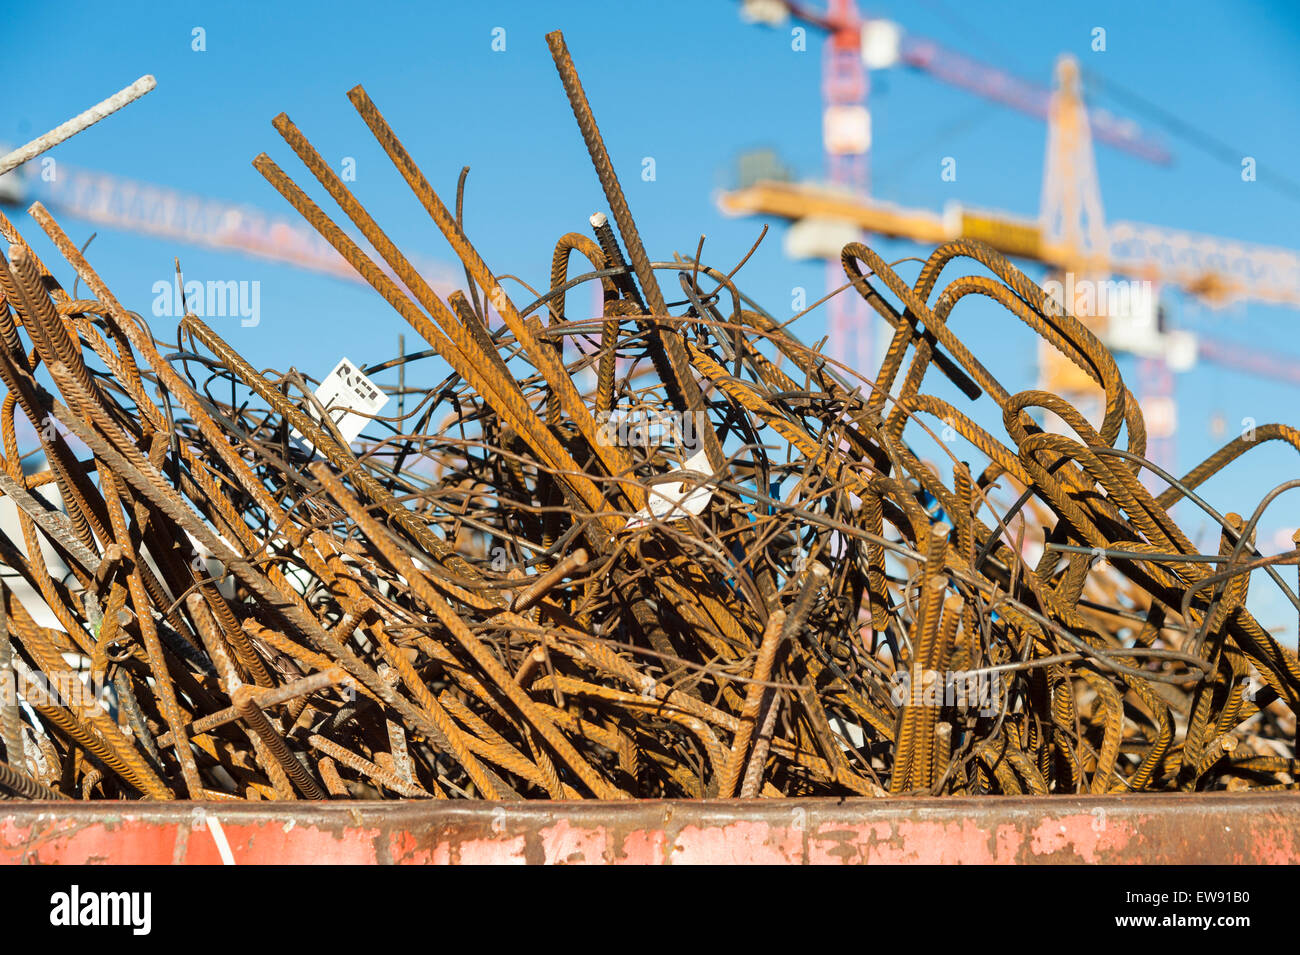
(2, 794), (1297, 864)
(0, 29), (1295, 807)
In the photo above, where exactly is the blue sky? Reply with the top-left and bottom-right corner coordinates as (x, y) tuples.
(4, 0), (1300, 630)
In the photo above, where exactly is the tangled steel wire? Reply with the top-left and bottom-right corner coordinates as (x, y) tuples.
(0, 31), (1296, 802)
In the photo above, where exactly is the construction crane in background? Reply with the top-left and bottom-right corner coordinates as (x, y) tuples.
(0, 157), (455, 290)
(822, 0), (872, 374)
(743, 1), (1172, 162)
(729, 1), (1300, 480)
(735, 0), (1171, 386)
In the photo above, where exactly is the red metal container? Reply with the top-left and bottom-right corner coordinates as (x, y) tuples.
(3, 793), (1297, 864)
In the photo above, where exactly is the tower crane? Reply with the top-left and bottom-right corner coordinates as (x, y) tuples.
(0, 157), (455, 291)
(736, 0), (1169, 386)
(729, 2), (1300, 480)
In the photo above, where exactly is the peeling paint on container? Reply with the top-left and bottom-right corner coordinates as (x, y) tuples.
(2, 793), (1297, 865)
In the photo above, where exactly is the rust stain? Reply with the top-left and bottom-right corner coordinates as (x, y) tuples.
(2, 794), (1297, 865)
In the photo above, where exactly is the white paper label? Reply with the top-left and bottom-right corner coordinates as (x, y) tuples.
(625, 448), (715, 529)
(290, 358), (389, 453)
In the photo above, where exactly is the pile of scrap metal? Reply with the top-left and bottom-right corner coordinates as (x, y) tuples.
(0, 31), (1295, 802)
